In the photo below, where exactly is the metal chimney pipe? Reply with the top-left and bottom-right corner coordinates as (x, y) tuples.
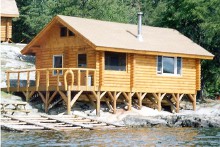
(137, 12), (143, 41)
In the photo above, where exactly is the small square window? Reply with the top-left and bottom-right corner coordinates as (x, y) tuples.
(69, 30), (75, 36)
(60, 27), (67, 37)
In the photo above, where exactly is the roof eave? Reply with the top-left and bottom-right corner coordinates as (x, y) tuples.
(1, 13), (19, 17)
(96, 46), (214, 60)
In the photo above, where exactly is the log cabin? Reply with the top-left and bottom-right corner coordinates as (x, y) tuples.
(2, 14), (214, 116)
(0, 0), (19, 42)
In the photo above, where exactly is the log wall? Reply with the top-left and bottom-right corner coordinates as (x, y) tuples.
(132, 54), (197, 94)
(1, 17), (12, 42)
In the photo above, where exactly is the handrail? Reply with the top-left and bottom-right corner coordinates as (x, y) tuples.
(5, 68), (96, 73)
(5, 68), (97, 92)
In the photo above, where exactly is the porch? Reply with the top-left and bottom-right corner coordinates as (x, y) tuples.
(1, 68), (197, 116)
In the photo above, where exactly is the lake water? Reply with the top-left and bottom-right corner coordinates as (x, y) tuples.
(1, 127), (220, 146)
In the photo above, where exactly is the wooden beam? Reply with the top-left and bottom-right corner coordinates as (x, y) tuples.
(70, 90), (83, 107)
(187, 94), (196, 111)
(100, 91), (107, 99)
(17, 72), (20, 92)
(107, 91), (114, 101)
(122, 92), (129, 101)
(36, 71), (40, 91)
(105, 99), (113, 112)
(67, 86), (71, 115)
(38, 91), (46, 104)
(176, 93), (180, 113)
(46, 70), (49, 91)
(45, 91), (50, 113)
(96, 91), (100, 116)
(77, 70), (80, 90)
(113, 91), (117, 114)
(58, 91), (67, 103)
(48, 91), (58, 104)
(85, 94), (96, 109)
(128, 92), (132, 111)
(179, 93), (184, 102)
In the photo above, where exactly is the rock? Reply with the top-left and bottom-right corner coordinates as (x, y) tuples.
(123, 115), (167, 127)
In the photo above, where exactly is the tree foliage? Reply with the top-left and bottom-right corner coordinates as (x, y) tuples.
(13, 0), (220, 98)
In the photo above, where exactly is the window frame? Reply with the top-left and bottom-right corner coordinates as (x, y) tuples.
(60, 27), (68, 37)
(77, 53), (87, 68)
(60, 27), (75, 37)
(104, 51), (127, 71)
(53, 55), (63, 76)
(157, 56), (182, 76)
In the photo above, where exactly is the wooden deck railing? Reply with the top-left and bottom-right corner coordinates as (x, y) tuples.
(5, 68), (97, 92)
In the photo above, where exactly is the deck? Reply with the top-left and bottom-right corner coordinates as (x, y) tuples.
(1, 68), (197, 116)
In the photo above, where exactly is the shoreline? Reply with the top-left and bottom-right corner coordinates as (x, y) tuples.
(1, 92), (220, 128)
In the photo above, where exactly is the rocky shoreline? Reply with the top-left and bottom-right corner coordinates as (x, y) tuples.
(123, 113), (220, 128)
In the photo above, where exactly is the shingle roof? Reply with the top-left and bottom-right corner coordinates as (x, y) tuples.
(22, 15), (214, 59)
(58, 15), (213, 58)
(1, 0), (19, 17)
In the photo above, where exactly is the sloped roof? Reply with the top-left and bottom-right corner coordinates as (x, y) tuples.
(1, 0), (19, 17)
(22, 15), (214, 59)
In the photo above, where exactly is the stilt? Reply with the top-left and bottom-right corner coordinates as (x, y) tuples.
(67, 86), (71, 115)
(176, 93), (180, 113)
(113, 92), (117, 114)
(153, 93), (166, 111)
(128, 92), (132, 111)
(45, 91), (49, 113)
(96, 91), (100, 116)
(136, 92), (147, 110)
(187, 94), (197, 111)
(193, 94), (196, 111)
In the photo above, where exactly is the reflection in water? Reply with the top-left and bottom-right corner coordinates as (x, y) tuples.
(1, 127), (220, 146)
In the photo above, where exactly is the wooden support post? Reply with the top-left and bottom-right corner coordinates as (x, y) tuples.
(70, 90), (83, 107)
(187, 94), (196, 111)
(56, 70), (60, 91)
(67, 86), (71, 115)
(86, 70), (88, 90)
(113, 92), (117, 114)
(25, 91), (29, 102)
(36, 71), (40, 91)
(26, 71), (30, 92)
(45, 91), (49, 113)
(128, 92), (132, 111)
(176, 93), (180, 113)
(85, 93), (96, 109)
(6, 18), (10, 41)
(93, 71), (96, 90)
(136, 92), (147, 110)
(157, 93), (162, 111)
(6, 72), (10, 92)
(78, 70), (80, 90)
(193, 94), (196, 111)
(17, 72), (20, 91)
(46, 70), (49, 91)
(96, 91), (100, 116)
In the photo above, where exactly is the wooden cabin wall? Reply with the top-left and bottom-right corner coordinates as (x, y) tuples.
(35, 23), (96, 86)
(132, 54), (197, 94)
(196, 59), (201, 90)
(100, 52), (131, 92)
(1, 17), (12, 41)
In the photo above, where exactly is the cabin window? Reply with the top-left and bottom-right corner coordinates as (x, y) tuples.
(105, 52), (126, 71)
(69, 30), (75, 36)
(60, 27), (75, 37)
(53, 55), (63, 75)
(78, 54), (87, 67)
(157, 56), (182, 75)
(60, 27), (67, 37)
